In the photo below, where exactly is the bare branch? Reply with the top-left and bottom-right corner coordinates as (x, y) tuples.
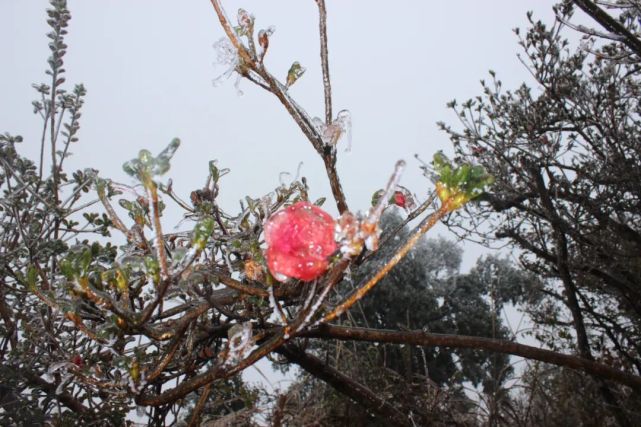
(315, 0), (333, 125)
(276, 344), (411, 425)
(302, 324), (641, 393)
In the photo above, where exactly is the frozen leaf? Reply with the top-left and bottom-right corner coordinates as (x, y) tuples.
(431, 152), (493, 210)
(334, 110), (352, 151)
(286, 61), (305, 88)
(123, 139), (181, 183)
(224, 322), (254, 366)
(192, 218), (215, 250)
(313, 110), (352, 150)
(153, 138), (180, 175)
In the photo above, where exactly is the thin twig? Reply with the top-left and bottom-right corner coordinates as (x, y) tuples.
(316, 0), (333, 125)
(209, 0), (349, 214)
(148, 183), (170, 279)
(188, 383), (212, 427)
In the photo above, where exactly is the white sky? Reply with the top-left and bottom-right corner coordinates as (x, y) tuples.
(1, 0), (559, 269)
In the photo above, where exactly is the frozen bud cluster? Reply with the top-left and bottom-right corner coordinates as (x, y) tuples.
(264, 201), (337, 282)
(335, 211), (380, 257)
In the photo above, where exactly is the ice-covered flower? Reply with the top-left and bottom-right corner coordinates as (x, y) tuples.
(264, 201), (337, 282)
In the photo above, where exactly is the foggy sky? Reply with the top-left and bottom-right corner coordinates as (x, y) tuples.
(1, 1), (558, 270)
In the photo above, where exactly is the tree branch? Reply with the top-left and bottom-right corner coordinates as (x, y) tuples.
(572, 0), (641, 56)
(276, 344), (411, 426)
(315, 0), (332, 125)
(301, 324), (641, 393)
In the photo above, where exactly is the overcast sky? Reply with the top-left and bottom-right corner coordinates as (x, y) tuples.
(1, 1), (561, 271)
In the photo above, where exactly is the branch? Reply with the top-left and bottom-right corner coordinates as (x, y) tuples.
(315, 0), (332, 124)
(276, 344), (411, 426)
(320, 203), (449, 324)
(301, 324), (641, 393)
(209, 0), (349, 214)
(21, 368), (88, 413)
(571, 0), (641, 56)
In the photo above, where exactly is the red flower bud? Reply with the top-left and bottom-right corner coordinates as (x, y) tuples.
(393, 191), (406, 208)
(71, 354), (83, 367)
(264, 201), (337, 282)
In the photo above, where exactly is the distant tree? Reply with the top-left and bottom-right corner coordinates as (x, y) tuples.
(275, 212), (539, 426)
(439, 0), (641, 424)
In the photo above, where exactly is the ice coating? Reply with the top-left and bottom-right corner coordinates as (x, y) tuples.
(312, 109), (352, 151)
(223, 322), (254, 367)
(264, 201), (337, 282)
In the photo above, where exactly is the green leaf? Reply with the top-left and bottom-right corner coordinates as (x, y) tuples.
(286, 62), (305, 88)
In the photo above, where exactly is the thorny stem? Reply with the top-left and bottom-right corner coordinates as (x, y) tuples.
(38, 107), (48, 181)
(219, 275), (268, 298)
(320, 203), (451, 324)
(269, 285), (289, 325)
(277, 344), (411, 425)
(50, 72), (59, 208)
(316, 0), (333, 125)
(145, 304), (209, 383)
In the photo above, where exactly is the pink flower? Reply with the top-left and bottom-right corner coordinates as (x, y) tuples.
(264, 201), (337, 282)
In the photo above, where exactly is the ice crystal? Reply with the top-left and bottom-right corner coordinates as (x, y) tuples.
(212, 38), (240, 87)
(312, 109), (352, 151)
